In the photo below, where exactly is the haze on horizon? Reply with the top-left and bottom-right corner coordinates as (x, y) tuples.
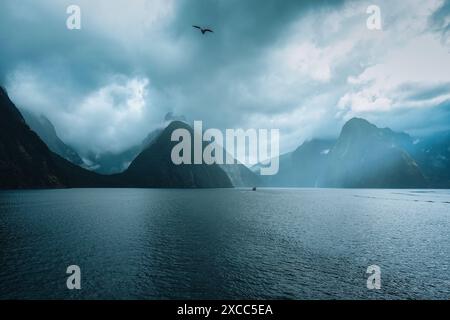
(0, 0), (449, 158)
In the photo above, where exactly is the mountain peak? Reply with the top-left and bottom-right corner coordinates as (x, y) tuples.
(338, 118), (380, 141)
(124, 121), (232, 188)
(343, 117), (375, 130)
(325, 117), (426, 188)
(165, 120), (191, 132)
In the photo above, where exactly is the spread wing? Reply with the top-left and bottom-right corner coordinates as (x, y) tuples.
(193, 25), (201, 30)
(204, 29), (214, 33)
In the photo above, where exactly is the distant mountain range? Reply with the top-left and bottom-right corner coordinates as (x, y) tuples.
(261, 139), (335, 187)
(321, 118), (426, 188)
(255, 118), (450, 188)
(0, 87), (233, 189)
(1, 86), (449, 189)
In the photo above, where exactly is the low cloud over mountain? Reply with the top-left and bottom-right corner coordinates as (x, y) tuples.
(0, 0), (449, 158)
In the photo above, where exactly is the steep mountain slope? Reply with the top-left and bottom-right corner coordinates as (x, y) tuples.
(412, 131), (450, 188)
(219, 162), (261, 187)
(254, 118), (437, 188)
(85, 112), (185, 174)
(264, 139), (335, 187)
(0, 87), (111, 188)
(122, 121), (233, 188)
(289, 139), (334, 187)
(322, 118), (427, 188)
(84, 128), (162, 174)
(20, 110), (84, 166)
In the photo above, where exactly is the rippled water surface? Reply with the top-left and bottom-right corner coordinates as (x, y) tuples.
(0, 188), (449, 299)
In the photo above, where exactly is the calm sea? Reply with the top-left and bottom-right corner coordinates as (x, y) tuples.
(0, 188), (449, 299)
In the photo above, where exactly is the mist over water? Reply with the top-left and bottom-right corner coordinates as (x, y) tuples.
(0, 188), (449, 299)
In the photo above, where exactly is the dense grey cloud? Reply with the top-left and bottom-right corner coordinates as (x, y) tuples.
(0, 0), (449, 157)
(431, 0), (450, 46)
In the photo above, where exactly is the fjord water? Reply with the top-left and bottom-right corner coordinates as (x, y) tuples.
(0, 189), (449, 300)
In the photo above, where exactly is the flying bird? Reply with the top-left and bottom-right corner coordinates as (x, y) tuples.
(193, 25), (214, 35)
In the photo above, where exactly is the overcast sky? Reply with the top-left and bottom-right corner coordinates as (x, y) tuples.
(1, 0), (449, 156)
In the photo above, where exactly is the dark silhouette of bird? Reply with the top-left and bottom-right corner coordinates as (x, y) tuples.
(193, 25), (214, 35)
